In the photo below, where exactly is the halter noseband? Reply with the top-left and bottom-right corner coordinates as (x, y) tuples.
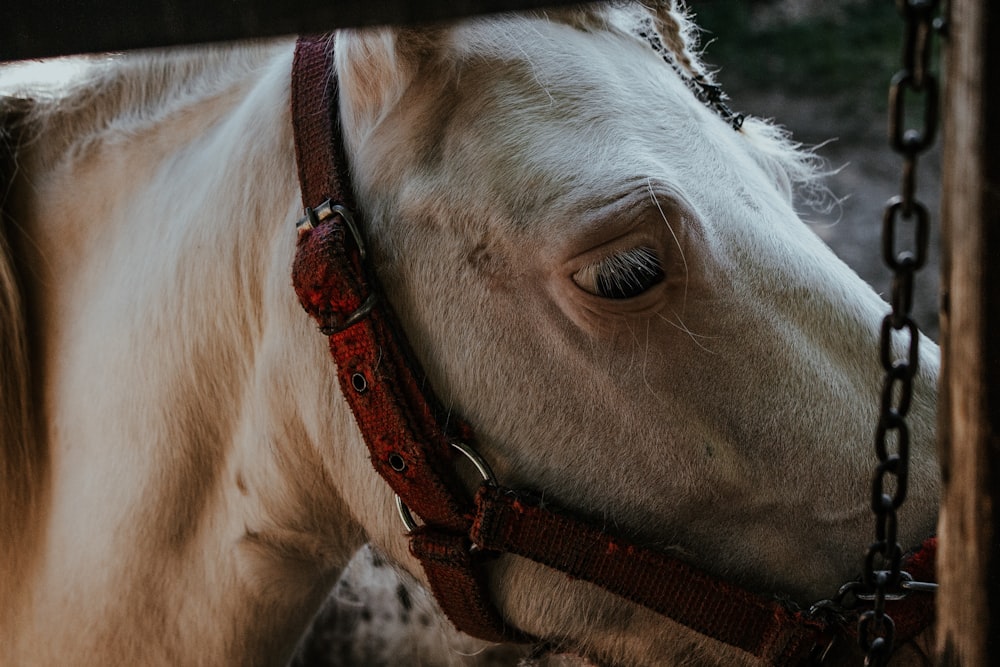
(288, 34), (935, 664)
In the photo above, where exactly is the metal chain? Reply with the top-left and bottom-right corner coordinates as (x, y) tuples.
(859, 1), (941, 664)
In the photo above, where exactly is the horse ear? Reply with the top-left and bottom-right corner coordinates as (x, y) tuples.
(334, 28), (440, 142)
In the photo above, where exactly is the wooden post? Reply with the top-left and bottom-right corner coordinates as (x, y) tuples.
(0, 0), (583, 61)
(936, 0), (1000, 663)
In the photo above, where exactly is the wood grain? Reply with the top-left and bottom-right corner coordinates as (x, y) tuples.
(937, 0), (1000, 663)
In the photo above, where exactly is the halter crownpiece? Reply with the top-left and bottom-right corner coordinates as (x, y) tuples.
(636, 18), (745, 130)
(288, 33), (935, 664)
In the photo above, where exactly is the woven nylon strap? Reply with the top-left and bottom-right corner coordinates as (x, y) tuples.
(288, 34), (935, 663)
(471, 486), (937, 661)
(291, 34), (513, 642)
(472, 486), (825, 661)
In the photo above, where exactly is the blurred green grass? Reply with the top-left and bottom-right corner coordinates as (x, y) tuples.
(690, 1), (902, 108)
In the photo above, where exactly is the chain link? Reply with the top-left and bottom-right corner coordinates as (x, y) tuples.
(860, 1), (940, 664)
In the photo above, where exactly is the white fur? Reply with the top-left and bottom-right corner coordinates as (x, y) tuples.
(0, 3), (938, 665)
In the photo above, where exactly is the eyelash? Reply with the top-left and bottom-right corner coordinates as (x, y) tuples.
(573, 246), (665, 299)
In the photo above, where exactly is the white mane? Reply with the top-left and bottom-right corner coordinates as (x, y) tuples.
(2, 43), (285, 171)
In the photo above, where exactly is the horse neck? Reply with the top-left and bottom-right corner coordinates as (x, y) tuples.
(1, 43), (366, 665)
(0, 89), (40, 636)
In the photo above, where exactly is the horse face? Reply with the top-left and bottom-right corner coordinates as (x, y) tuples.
(335, 2), (938, 626)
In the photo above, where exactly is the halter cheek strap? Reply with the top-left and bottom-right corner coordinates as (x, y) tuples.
(289, 34), (936, 664)
(291, 34), (514, 641)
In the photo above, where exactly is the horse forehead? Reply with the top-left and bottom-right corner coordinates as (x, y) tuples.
(416, 28), (719, 220)
(450, 22), (693, 131)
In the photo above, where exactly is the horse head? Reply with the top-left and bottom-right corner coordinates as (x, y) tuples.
(0, 2), (938, 665)
(327, 2), (940, 661)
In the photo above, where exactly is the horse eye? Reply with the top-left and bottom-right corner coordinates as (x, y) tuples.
(573, 247), (665, 299)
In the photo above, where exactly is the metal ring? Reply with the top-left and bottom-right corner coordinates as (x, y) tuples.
(395, 441), (497, 532)
(294, 201), (367, 263)
(449, 440), (497, 486)
(396, 495), (419, 532)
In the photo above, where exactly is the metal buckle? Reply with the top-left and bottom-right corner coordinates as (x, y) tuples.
(296, 200), (367, 262)
(298, 200), (377, 335)
(396, 441), (497, 532)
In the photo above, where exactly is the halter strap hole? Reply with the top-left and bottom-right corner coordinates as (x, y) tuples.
(388, 453), (407, 472)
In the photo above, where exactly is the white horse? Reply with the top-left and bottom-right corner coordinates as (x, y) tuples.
(0, 2), (940, 665)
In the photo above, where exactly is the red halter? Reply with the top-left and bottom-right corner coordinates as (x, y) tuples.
(289, 35), (936, 664)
